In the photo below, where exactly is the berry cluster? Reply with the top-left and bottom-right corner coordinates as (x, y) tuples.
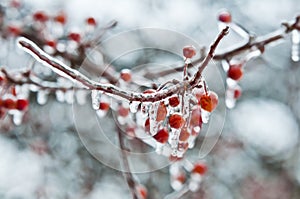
(170, 161), (207, 192)
(91, 46), (219, 163)
(0, 73), (29, 125)
(217, 11), (253, 108)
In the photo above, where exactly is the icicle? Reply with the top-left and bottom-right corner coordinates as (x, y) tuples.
(155, 142), (164, 155)
(225, 84), (242, 109)
(129, 101), (140, 113)
(91, 90), (101, 110)
(29, 84), (39, 92)
(148, 102), (159, 135)
(96, 109), (107, 118)
(37, 90), (49, 105)
(188, 178), (201, 192)
(12, 111), (24, 125)
(226, 78), (237, 88)
(65, 90), (74, 104)
(245, 49), (262, 62)
(225, 88), (236, 109)
(187, 135), (197, 149)
(201, 109), (210, 124)
(291, 30), (300, 62)
(55, 90), (65, 102)
(221, 59), (230, 72)
(182, 92), (191, 119)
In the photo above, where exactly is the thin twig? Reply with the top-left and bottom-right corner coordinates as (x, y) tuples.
(189, 26), (229, 87)
(1, 68), (85, 92)
(144, 15), (300, 79)
(17, 26), (227, 102)
(117, 125), (138, 199)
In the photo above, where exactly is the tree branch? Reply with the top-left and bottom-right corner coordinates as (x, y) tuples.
(144, 15), (300, 79)
(117, 125), (138, 199)
(17, 27), (227, 102)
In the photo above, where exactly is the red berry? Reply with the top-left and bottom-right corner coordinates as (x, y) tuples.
(190, 107), (202, 128)
(16, 99), (29, 111)
(234, 87), (242, 99)
(118, 106), (129, 117)
(179, 127), (190, 142)
(153, 128), (169, 143)
(175, 173), (186, 183)
(99, 102), (110, 111)
(7, 25), (21, 36)
(45, 40), (57, 48)
(227, 64), (243, 81)
(33, 11), (48, 22)
(168, 96), (180, 107)
(183, 45), (196, 59)
(86, 17), (97, 26)
(143, 89), (156, 94)
(11, 0), (21, 8)
(144, 118), (150, 132)
(199, 91), (218, 112)
(3, 98), (16, 109)
(68, 32), (81, 43)
(54, 12), (67, 24)
(169, 114), (185, 129)
(218, 11), (232, 23)
(156, 102), (167, 122)
(0, 76), (4, 83)
(192, 162), (207, 175)
(120, 69), (132, 82)
(169, 155), (183, 162)
(136, 185), (147, 199)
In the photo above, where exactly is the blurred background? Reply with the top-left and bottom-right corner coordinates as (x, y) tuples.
(0, 0), (300, 198)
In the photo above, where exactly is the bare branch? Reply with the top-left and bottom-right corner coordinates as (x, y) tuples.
(17, 37), (184, 102)
(189, 26), (229, 87)
(17, 25), (228, 103)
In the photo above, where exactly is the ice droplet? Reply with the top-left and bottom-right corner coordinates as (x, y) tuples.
(171, 177), (184, 191)
(149, 102), (159, 135)
(226, 77), (238, 88)
(225, 89), (236, 109)
(65, 91), (74, 104)
(188, 135), (197, 149)
(129, 101), (140, 113)
(292, 30), (300, 62)
(188, 180), (201, 192)
(12, 111), (24, 125)
(29, 84), (39, 92)
(221, 59), (230, 72)
(55, 90), (65, 102)
(37, 90), (49, 105)
(201, 109), (210, 124)
(96, 109), (107, 118)
(91, 90), (101, 110)
(155, 142), (164, 155)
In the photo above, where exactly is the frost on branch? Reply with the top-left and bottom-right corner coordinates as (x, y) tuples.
(17, 27), (228, 162)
